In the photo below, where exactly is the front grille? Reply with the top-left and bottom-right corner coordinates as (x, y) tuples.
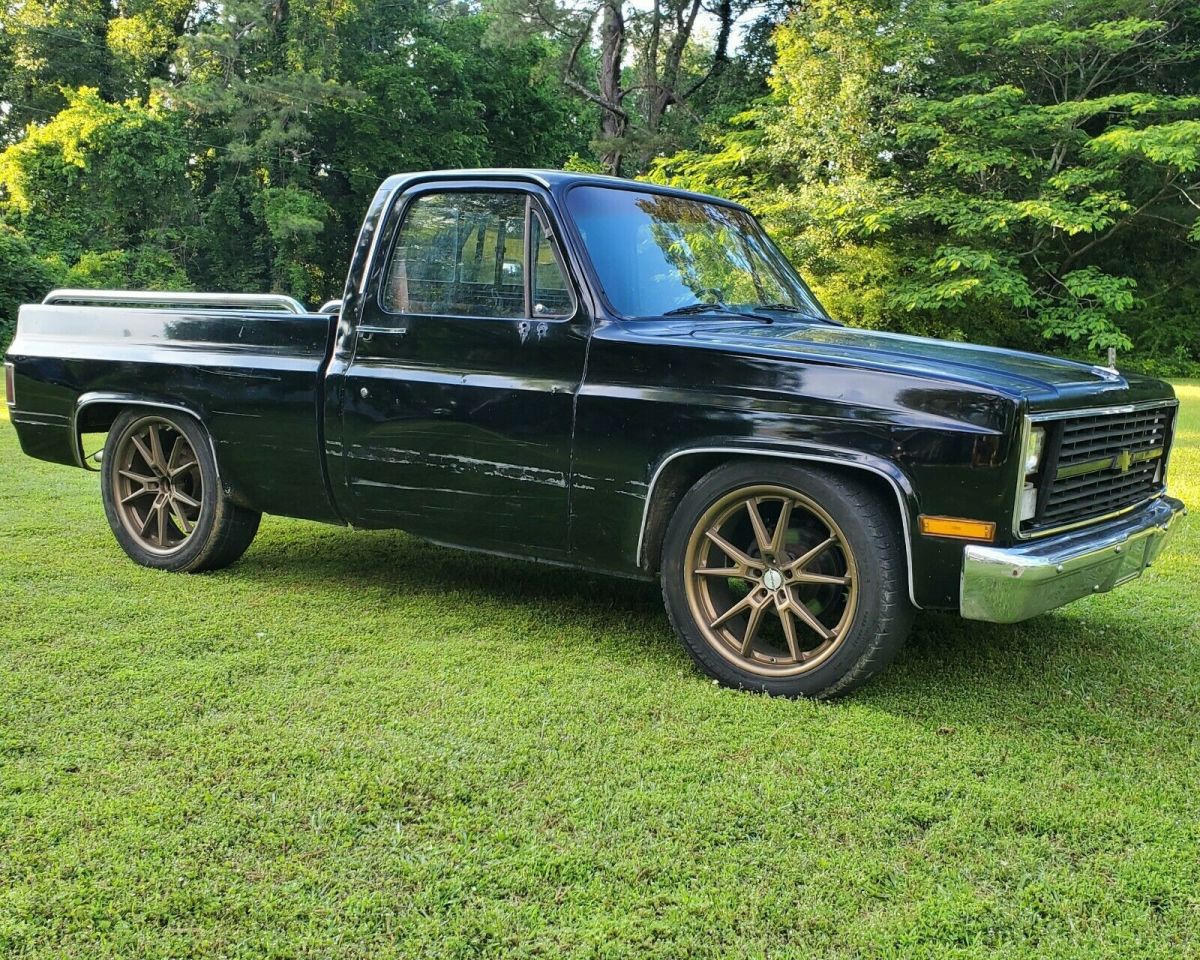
(1023, 405), (1175, 534)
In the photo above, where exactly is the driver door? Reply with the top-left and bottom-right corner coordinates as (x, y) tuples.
(337, 183), (587, 558)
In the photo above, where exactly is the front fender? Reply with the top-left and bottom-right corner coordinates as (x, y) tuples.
(635, 440), (922, 607)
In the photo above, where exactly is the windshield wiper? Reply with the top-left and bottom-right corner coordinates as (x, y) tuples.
(749, 302), (837, 324)
(664, 301), (735, 316)
(663, 302), (773, 323)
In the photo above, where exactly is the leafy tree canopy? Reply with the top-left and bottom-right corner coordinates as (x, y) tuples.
(652, 0), (1200, 364)
(0, 0), (589, 314)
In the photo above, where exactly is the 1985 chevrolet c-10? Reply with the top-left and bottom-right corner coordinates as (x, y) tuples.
(4, 169), (1188, 697)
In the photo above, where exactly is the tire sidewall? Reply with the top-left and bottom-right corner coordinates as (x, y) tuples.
(661, 461), (906, 698)
(101, 410), (225, 572)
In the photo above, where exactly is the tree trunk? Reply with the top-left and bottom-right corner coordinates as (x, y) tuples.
(598, 0), (627, 175)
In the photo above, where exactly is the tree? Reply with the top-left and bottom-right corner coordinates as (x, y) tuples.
(654, 0), (1200, 362)
(0, 0), (588, 313)
(0, 0), (194, 144)
(0, 87), (193, 283)
(0, 224), (55, 348)
(169, 0), (586, 300)
(888, 0), (1200, 352)
(487, 0), (741, 174)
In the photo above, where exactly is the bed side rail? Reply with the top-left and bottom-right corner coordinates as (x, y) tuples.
(42, 289), (308, 314)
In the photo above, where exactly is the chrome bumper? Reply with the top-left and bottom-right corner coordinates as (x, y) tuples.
(960, 496), (1187, 623)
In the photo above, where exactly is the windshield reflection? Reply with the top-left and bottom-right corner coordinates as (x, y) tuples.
(565, 185), (826, 320)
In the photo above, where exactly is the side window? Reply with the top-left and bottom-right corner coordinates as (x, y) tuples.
(383, 192), (526, 318)
(531, 213), (573, 318)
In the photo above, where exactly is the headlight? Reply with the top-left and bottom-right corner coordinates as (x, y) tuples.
(1024, 426), (1046, 475)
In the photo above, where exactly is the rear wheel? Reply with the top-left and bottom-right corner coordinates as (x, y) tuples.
(100, 410), (260, 572)
(661, 461), (911, 698)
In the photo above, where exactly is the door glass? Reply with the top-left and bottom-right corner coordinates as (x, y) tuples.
(531, 214), (573, 318)
(383, 192), (526, 318)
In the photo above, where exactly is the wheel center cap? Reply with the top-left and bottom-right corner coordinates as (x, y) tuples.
(762, 568), (784, 591)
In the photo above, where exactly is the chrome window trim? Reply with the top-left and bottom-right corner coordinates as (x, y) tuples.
(1012, 398), (1180, 540)
(635, 446), (920, 608)
(374, 186), (579, 324)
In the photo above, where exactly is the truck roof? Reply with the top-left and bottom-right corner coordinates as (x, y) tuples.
(373, 168), (749, 211)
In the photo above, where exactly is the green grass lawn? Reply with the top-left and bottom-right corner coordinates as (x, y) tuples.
(1, 388), (1198, 959)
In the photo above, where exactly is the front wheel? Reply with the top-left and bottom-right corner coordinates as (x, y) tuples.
(100, 409), (261, 572)
(660, 461), (912, 698)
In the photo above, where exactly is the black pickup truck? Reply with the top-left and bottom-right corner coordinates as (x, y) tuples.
(4, 169), (1187, 697)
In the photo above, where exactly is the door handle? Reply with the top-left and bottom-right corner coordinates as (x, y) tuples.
(360, 387), (370, 399)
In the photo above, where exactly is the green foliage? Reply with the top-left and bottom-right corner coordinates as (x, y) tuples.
(257, 186), (331, 302)
(0, 226), (56, 350)
(0, 1), (116, 135)
(0, 88), (193, 261)
(0, 87), (193, 315)
(0, 1), (587, 311)
(645, 110), (774, 202)
(654, 0), (1200, 361)
(57, 246), (192, 291)
(562, 153), (608, 174)
(1036, 268), (1139, 351)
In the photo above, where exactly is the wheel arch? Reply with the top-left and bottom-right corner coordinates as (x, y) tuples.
(72, 392), (222, 487)
(636, 445), (921, 608)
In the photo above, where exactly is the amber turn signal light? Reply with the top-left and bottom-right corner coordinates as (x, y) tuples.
(919, 515), (996, 542)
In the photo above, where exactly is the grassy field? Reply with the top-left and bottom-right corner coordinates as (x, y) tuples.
(1, 388), (1198, 959)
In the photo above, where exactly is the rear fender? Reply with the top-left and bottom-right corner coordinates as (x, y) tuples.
(72, 392), (226, 494)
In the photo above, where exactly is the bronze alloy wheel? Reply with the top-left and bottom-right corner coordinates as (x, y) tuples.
(112, 417), (204, 554)
(683, 484), (859, 677)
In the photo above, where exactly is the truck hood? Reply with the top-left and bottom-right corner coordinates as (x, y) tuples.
(672, 319), (1173, 411)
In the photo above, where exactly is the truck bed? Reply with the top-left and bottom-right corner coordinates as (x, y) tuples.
(6, 291), (341, 523)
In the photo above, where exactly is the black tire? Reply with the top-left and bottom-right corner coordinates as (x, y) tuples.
(660, 460), (912, 698)
(100, 409), (261, 573)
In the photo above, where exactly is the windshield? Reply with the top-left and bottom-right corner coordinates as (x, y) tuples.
(564, 185), (826, 320)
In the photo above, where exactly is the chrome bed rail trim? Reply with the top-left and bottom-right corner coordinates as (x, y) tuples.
(42, 289), (307, 314)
